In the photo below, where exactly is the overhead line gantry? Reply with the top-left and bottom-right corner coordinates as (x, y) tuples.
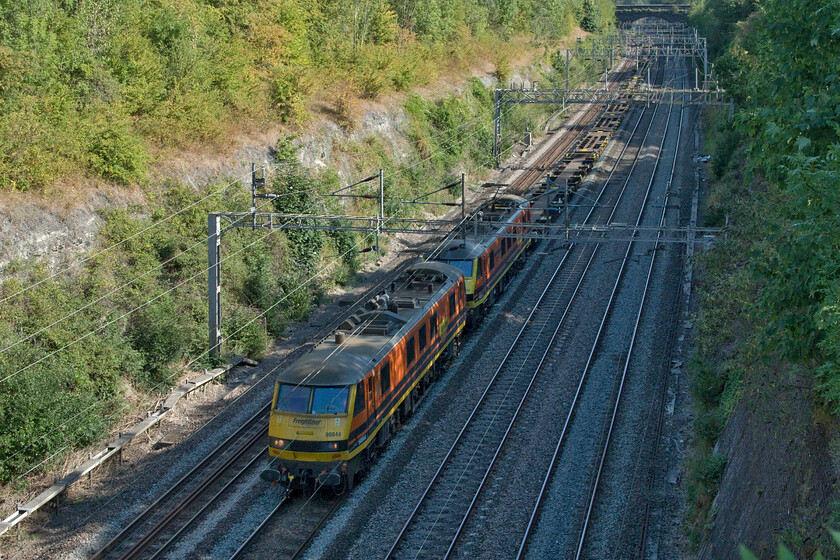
(492, 22), (725, 166)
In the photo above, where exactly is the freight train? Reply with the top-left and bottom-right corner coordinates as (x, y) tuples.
(262, 71), (641, 490)
(262, 195), (531, 490)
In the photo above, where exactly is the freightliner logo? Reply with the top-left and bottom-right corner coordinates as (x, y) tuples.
(293, 418), (322, 426)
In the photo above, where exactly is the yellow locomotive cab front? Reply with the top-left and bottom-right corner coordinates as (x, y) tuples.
(267, 381), (354, 486)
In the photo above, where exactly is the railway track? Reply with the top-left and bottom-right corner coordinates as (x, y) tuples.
(507, 62), (642, 201)
(91, 411), (269, 560)
(230, 493), (341, 560)
(89, 261), (416, 560)
(578, 57), (690, 560)
(382, 63), (669, 560)
(515, 55), (687, 559)
(384, 245), (592, 559)
(567, 77), (679, 560)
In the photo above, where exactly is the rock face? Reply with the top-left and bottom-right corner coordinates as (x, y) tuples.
(0, 106), (413, 277)
(0, 199), (104, 272)
(698, 373), (836, 559)
(295, 109), (413, 182)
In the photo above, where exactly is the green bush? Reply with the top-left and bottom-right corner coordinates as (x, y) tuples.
(223, 303), (268, 360)
(0, 0), (612, 190)
(695, 408), (726, 444)
(358, 70), (386, 100)
(270, 69), (307, 123)
(128, 297), (190, 387)
(690, 356), (727, 410)
(87, 114), (148, 184)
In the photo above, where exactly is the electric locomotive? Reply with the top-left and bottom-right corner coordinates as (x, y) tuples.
(264, 262), (466, 489)
(427, 194), (531, 327)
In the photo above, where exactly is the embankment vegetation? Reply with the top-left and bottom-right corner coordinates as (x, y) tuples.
(0, 0), (615, 487)
(686, 0), (840, 555)
(0, 0), (614, 191)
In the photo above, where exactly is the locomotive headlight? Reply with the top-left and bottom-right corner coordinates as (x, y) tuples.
(270, 437), (286, 449)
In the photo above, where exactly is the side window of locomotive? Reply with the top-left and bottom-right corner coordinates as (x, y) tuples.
(367, 377), (374, 404)
(380, 361), (391, 394)
(353, 382), (365, 416)
(489, 250), (495, 271)
(449, 293), (456, 317)
(407, 335), (416, 366)
(419, 324), (428, 352)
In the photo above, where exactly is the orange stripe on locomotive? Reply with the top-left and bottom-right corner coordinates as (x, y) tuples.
(266, 262), (466, 488)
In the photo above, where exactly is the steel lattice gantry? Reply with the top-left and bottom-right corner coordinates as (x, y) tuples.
(574, 25), (710, 87)
(491, 87), (726, 166)
(492, 24), (720, 166)
(207, 209), (721, 355)
(211, 211), (720, 241)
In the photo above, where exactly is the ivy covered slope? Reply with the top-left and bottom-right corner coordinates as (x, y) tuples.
(0, 1), (616, 486)
(686, 0), (840, 556)
(0, 0), (614, 191)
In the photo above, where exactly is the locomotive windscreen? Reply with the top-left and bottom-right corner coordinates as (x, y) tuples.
(276, 384), (310, 413)
(311, 387), (349, 414)
(275, 383), (349, 414)
(435, 259), (473, 277)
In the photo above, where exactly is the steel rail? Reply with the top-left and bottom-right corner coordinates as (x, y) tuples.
(286, 498), (344, 560)
(90, 408), (269, 560)
(440, 247), (598, 559)
(95, 59), (659, 560)
(636, 97), (681, 558)
(228, 495), (342, 560)
(117, 425), (266, 560)
(573, 62), (684, 560)
(442, 69), (664, 560)
(624, 59), (689, 560)
(147, 446), (269, 559)
(228, 494), (290, 560)
(385, 66), (662, 560)
(506, 60), (641, 198)
(515, 59), (672, 560)
(384, 237), (574, 560)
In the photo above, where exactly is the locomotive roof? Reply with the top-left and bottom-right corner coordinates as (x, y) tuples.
(276, 349), (377, 387)
(427, 195), (530, 261)
(275, 261), (463, 388)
